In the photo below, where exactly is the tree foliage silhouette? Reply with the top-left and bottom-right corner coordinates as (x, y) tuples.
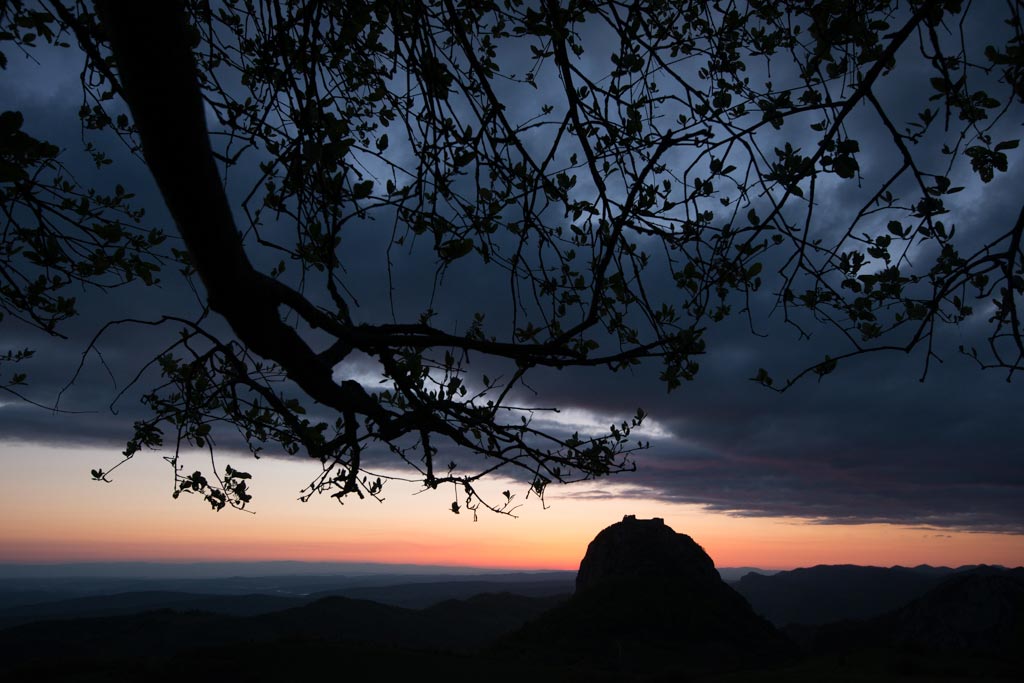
(1, 0), (1021, 513)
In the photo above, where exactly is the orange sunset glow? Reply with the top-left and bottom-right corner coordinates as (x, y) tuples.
(3, 442), (1021, 571)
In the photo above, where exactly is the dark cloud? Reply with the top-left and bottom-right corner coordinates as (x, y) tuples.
(1, 4), (1022, 534)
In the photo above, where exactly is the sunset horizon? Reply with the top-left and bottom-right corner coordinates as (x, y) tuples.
(3, 442), (1021, 573)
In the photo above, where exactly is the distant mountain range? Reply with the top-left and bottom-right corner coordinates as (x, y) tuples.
(0, 560), (565, 579)
(731, 563), (996, 626)
(1, 545), (1020, 680)
(0, 569), (576, 610)
(0, 576), (575, 628)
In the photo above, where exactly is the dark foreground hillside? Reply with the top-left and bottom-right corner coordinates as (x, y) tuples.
(732, 564), (964, 626)
(2, 519), (1020, 682)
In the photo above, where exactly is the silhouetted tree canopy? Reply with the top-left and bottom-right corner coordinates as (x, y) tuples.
(1, 0), (1021, 514)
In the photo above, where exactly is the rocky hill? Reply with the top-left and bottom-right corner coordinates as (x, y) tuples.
(502, 516), (792, 676)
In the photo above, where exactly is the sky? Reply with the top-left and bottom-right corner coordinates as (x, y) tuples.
(1, 2), (1022, 572)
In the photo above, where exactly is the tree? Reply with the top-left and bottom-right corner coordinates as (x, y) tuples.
(1, 0), (1021, 514)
